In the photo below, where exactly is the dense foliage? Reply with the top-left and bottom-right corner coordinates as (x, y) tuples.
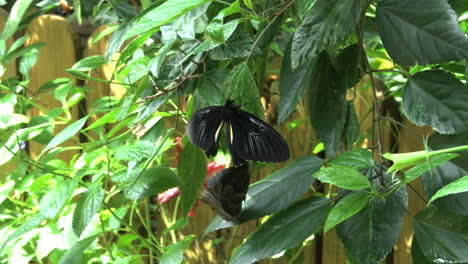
(1, 0), (468, 263)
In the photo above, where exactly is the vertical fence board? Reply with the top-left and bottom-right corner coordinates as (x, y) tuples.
(393, 120), (431, 264)
(26, 15), (79, 161)
(0, 9), (18, 178)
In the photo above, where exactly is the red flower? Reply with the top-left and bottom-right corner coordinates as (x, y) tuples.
(157, 187), (180, 204)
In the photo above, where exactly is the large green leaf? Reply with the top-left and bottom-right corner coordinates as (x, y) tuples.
(223, 63), (263, 118)
(429, 132), (468, 171)
(209, 30), (261, 61)
(72, 181), (105, 237)
(429, 174), (468, 203)
(229, 196), (330, 264)
(313, 165), (370, 190)
(178, 142), (206, 216)
(402, 70), (468, 134)
(204, 156), (323, 234)
(291, 0), (360, 69)
(324, 191), (372, 232)
(422, 161), (468, 216)
(41, 116), (88, 155)
(278, 42), (316, 124)
(336, 184), (408, 264)
(343, 101), (360, 149)
(413, 207), (468, 263)
(376, 0), (468, 66)
(329, 149), (374, 170)
(114, 141), (158, 161)
(40, 180), (78, 219)
(123, 167), (180, 200)
(71, 56), (106, 71)
(411, 238), (434, 264)
(58, 235), (99, 264)
(308, 52), (347, 158)
(0, 0), (34, 41)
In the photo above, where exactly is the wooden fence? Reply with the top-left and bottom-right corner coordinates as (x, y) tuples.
(0, 10), (433, 264)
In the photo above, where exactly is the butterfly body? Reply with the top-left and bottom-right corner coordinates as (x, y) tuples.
(187, 99), (290, 166)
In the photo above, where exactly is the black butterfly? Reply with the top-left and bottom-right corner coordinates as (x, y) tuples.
(200, 164), (250, 222)
(186, 99), (290, 166)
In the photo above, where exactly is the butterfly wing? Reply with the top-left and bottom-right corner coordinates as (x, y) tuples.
(186, 106), (224, 157)
(229, 109), (290, 165)
(201, 165), (250, 222)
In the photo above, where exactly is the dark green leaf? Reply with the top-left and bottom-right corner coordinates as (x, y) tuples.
(336, 44), (366, 89)
(41, 116), (88, 155)
(58, 235), (99, 264)
(40, 180), (78, 219)
(336, 184), (408, 264)
(209, 30), (261, 61)
(291, 0), (360, 69)
(178, 142), (206, 216)
(413, 206), (468, 263)
(343, 102), (360, 149)
(403, 70), (468, 134)
(229, 196), (330, 264)
(308, 52), (347, 158)
(295, 0), (316, 21)
(109, 0), (136, 18)
(137, 90), (175, 122)
(123, 167), (180, 200)
(422, 160), (468, 216)
(429, 132), (468, 171)
(411, 238), (433, 264)
(72, 182), (105, 237)
(204, 156), (322, 234)
(224, 63), (263, 118)
(376, 0), (468, 66)
(325, 191), (372, 232)
(148, 42), (174, 78)
(278, 41), (315, 124)
(71, 56), (107, 71)
(313, 165), (370, 190)
(195, 69), (227, 108)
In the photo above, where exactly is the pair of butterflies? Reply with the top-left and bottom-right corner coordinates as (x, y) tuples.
(186, 99), (290, 222)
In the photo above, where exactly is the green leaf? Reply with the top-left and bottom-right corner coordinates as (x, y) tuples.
(0, 0), (34, 41)
(0, 125), (45, 165)
(160, 236), (194, 264)
(206, 17), (225, 43)
(324, 191), (372, 232)
(71, 55), (107, 71)
(72, 181), (105, 237)
(336, 184), (408, 264)
(105, 20), (134, 61)
(278, 41), (315, 124)
(41, 116), (88, 155)
(429, 174), (468, 203)
(229, 196), (330, 264)
(58, 235), (99, 264)
(148, 41), (174, 78)
(413, 206), (468, 263)
(38, 78), (72, 93)
(224, 62), (263, 118)
(313, 165), (370, 190)
(429, 132), (468, 171)
(40, 180), (78, 219)
(204, 156), (322, 234)
(404, 153), (458, 183)
(308, 52), (347, 158)
(291, 0), (360, 69)
(403, 70), (468, 134)
(0, 214), (46, 254)
(376, 0), (468, 66)
(411, 238), (434, 264)
(295, 0), (316, 21)
(123, 167), (180, 200)
(329, 149), (374, 170)
(209, 30), (261, 61)
(343, 101), (360, 149)
(336, 44), (367, 89)
(178, 142), (206, 216)
(114, 141), (158, 161)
